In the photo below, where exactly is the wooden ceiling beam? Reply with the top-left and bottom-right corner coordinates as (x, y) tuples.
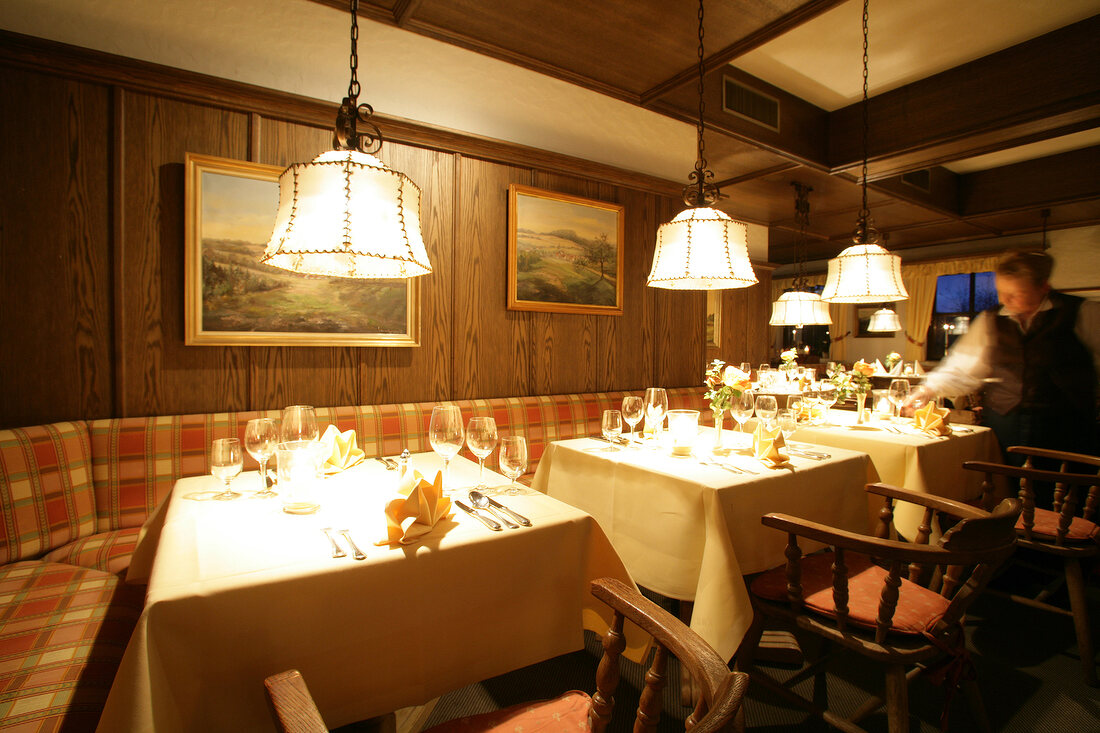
(828, 16), (1100, 176)
(960, 145), (1100, 216)
(391, 0), (424, 26)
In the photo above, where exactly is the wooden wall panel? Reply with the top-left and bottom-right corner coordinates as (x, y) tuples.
(0, 69), (112, 428)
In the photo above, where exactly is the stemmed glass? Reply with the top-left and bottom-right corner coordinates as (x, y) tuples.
(244, 418), (279, 498)
(621, 396), (644, 445)
(755, 395), (778, 429)
(731, 391), (755, 434)
(499, 436), (528, 496)
(602, 410), (623, 448)
(210, 438), (243, 501)
(777, 409), (797, 444)
(429, 405), (464, 492)
(466, 417), (498, 490)
(644, 387), (668, 440)
(888, 379), (910, 421)
(281, 405), (319, 443)
(818, 384), (838, 425)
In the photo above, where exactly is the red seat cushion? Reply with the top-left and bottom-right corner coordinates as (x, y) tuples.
(750, 552), (951, 635)
(426, 690), (592, 733)
(1018, 508), (1100, 544)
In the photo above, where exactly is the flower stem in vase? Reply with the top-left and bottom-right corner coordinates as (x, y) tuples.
(712, 408), (727, 455)
(856, 392), (867, 424)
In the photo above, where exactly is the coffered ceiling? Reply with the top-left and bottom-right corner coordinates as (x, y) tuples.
(307, 0), (1100, 264)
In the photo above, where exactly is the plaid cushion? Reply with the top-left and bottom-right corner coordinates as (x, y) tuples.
(0, 423), (97, 564)
(0, 561), (144, 730)
(42, 529), (142, 576)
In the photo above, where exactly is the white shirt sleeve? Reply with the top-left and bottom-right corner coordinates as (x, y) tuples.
(923, 312), (993, 398)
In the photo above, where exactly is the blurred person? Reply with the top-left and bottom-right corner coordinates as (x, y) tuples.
(905, 251), (1099, 462)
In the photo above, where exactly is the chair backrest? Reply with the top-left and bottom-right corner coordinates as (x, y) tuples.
(264, 578), (748, 733)
(963, 459), (1100, 548)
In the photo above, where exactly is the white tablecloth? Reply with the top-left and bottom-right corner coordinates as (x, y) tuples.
(529, 432), (873, 660)
(98, 455), (638, 733)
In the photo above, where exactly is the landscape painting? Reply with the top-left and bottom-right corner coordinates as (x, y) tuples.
(507, 184), (624, 315)
(184, 153), (418, 347)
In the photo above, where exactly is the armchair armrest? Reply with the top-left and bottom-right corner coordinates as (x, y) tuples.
(864, 482), (987, 520)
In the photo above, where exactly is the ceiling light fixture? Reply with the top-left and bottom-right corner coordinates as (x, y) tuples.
(867, 307), (902, 332)
(770, 182), (832, 328)
(262, 0), (432, 279)
(647, 0), (756, 291)
(821, 0), (906, 304)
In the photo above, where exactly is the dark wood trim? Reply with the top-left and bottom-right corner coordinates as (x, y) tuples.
(248, 112), (262, 162)
(960, 146), (1100, 216)
(392, 0), (424, 26)
(0, 29), (683, 199)
(639, 0), (847, 104)
(110, 85), (126, 417)
(715, 162), (800, 189)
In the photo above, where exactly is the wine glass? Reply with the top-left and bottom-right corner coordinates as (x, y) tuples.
(210, 438), (243, 501)
(281, 405), (319, 444)
(602, 410), (623, 448)
(429, 405), (464, 492)
(739, 362), (752, 375)
(644, 387), (668, 440)
(786, 395), (804, 423)
(244, 418), (279, 498)
(777, 409), (797, 444)
(498, 436), (528, 496)
(465, 417), (498, 490)
(731, 391), (755, 433)
(818, 384), (838, 426)
(621, 396), (644, 444)
(755, 395), (778, 429)
(888, 379), (911, 421)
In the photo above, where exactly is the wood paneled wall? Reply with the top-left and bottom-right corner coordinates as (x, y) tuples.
(0, 34), (773, 429)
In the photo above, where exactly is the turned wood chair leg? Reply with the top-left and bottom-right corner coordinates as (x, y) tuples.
(1064, 558), (1098, 687)
(884, 664), (909, 733)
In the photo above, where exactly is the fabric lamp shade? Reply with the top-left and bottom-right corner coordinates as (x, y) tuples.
(647, 207), (757, 290)
(262, 150), (432, 279)
(821, 243), (907, 303)
(769, 291), (832, 327)
(867, 307), (902, 332)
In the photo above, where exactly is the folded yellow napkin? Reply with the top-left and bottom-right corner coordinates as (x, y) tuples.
(318, 424), (365, 474)
(753, 423), (791, 468)
(377, 470), (452, 546)
(912, 402), (952, 436)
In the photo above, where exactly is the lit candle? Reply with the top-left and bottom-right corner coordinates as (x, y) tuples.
(666, 410), (700, 456)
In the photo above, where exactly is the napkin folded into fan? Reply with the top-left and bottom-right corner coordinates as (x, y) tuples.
(377, 469), (452, 546)
(318, 424), (366, 474)
(872, 359), (887, 375)
(888, 360), (904, 375)
(912, 402), (952, 436)
(753, 423), (791, 468)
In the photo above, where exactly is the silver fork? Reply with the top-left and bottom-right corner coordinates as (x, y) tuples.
(321, 527), (346, 558)
(339, 529), (367, 560)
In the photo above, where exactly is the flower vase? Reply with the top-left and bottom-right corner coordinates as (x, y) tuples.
(712, 408), (726, 454)
(855, 392), (867, 424)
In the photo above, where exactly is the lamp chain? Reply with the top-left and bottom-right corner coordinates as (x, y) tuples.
(851, 0), (879, 246)
(683, 0), (719, 208)
(334, 0), (383, 154)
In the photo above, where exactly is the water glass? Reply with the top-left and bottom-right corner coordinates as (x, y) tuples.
(602, 410), (623, 447)
(817, 384), (838, 425)
(621, 396), (644, 444)
(429, 405), (464, 492)
(888, 379), (911, 420)
(281, 405), (319, 444)
(244, 418), (279, 498)
(755, 395), (778, 429)
(277, 441), (321, 514)
(466, 417), (498, 489)
(731, 391), (755, 433)
(210, 438), (243, 501)
(777, 409), (797, 444)
(644, 387), (668, 439)
(498, 436), (528, 496)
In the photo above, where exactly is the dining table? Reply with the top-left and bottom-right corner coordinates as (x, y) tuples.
(97, 453), (640, 733)
(788, 407), (1001, 538)
(529, 430), (874, 662)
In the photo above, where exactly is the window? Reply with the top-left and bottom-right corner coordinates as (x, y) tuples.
(926, 272), (997, 360)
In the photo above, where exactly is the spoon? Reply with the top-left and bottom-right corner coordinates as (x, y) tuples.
(468, 490), (518, 529)
(321, 527), (345, 558)
(339, 529), (367, 560)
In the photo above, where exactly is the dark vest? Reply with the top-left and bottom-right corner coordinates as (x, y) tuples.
(984, 292), (1095, 416)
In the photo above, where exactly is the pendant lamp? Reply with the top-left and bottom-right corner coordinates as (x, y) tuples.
(867, 307), (901, 332)
(821, 0), (906, 304)
(770, 182), (831, 328)
(647, 0), (756, 291)
(262, 0), (432, 279)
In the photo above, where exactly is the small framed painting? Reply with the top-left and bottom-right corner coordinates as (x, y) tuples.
(507, 184), (624, 315)
(184, 153), (419, 347)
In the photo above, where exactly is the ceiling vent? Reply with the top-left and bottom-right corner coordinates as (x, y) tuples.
(723, 77), (779, 132)
(901, 169), (931, 192)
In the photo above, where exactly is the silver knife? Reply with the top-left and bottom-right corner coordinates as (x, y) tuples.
(455, 500), (502, 531)
(486, 496), (532, 526)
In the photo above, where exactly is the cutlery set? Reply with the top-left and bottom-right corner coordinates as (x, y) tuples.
(321, 527), (366, 560)
(375, 456), (399, 470)
(456, 492), (532, 532)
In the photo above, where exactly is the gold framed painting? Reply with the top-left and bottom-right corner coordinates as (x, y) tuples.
(507, 184), (624, 315)
(184, 153), (419, 347)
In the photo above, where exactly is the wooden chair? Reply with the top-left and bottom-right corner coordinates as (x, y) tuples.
(265, 577), (748, 733)
(738, 483), (1021, 733)
(963, 447), (1100, 687)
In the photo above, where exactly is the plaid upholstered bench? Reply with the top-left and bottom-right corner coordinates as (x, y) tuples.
(0, 387), (702, 730)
